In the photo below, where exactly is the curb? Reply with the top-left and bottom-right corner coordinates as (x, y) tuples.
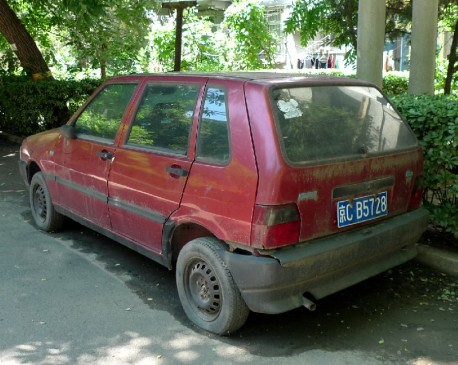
(416, 244), (458, 277)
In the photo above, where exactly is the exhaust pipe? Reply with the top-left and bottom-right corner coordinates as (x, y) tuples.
(302, 296), (316, 311)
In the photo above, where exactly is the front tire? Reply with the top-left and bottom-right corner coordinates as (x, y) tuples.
(176, 237), (249, 335)
(30, 172), (64, 232)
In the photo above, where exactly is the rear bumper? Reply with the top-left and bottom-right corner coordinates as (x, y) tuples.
(224, 208), (429, 314)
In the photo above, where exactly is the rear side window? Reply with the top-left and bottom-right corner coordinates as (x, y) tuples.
(127, 83), (200, 155)
(271, 86), (418, 163)
(74, 83), (137, 141)
(196, 87), (230, 164)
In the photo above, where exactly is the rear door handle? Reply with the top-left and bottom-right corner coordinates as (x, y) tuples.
(166, 165), (188, 177)
(96, 150), (114, 161)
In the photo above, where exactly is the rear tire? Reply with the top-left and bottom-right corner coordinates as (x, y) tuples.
(176, 237), (249, 335)
(30, 172), (64, 232)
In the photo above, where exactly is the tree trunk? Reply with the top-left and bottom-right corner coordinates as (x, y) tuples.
(100, 60), (107, 79)
(0, 0), (52, 79)
(100, 43), (107, 79)
(444, 18), (458, 95)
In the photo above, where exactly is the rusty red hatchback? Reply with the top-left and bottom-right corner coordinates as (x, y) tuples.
(19, 72), (428, 335)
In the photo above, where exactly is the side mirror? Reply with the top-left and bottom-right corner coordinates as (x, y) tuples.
(60, 124), (76, 139)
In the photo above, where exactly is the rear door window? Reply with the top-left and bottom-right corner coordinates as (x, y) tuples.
(271, 86), (418, 164)
(126, 83), (200, 155)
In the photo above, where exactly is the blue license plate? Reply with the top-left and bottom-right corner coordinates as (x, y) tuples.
(337, 191), (388, 228)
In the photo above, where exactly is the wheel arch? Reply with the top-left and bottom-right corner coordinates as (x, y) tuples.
(27, 161), (41, 183)
(166, 220), (221, 268)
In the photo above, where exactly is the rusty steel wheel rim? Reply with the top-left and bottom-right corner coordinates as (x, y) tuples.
(33, 184), (47, 223)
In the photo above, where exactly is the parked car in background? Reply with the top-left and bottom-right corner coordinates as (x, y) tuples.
(19, 72), (429, 335)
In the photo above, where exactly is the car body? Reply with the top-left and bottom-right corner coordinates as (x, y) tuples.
(19, 72), (429, 334)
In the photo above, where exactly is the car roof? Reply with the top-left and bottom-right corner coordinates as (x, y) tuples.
(107, 72), (375, 88)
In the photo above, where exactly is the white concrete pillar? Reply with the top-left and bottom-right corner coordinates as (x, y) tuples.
(408, 0), (439, 95)
(356, 0), (386, 88)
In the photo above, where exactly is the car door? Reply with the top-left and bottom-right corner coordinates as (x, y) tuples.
(107, 79), (205, 253)
(54, 83), (139, 229)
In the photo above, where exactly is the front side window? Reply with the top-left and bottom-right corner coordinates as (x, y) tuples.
(127, 83), (200, 155)
(196, 87), (230, 164)
(271, 86), (418, 163)
(74, 83), (137, 141)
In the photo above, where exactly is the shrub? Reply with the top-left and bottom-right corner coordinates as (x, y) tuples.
(0, 76), (101, 136)
(382, 74), (409, 95)
(392, 94), (458, 237)
(382, 60), (457, 97)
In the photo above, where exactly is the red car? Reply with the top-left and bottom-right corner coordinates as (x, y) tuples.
(19, 72), (428, 335)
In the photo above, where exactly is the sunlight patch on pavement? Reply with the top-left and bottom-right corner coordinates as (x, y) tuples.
(0, 341), (71, 365)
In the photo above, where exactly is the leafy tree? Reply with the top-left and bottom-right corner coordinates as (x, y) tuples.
(64, 0), (159, 78)
(284, 0), (359, 62)
(0, 0), (52, 78)
(224, 0), (277, 70)
(150, 8), (226, 72)
(149, 17), (176, 72)
(151, 1), (279, 72)
(0, 0), (159, 78)
(182, 10), (229, 71)
(283, 0), (417, 62)
(440, 0), (458, 95)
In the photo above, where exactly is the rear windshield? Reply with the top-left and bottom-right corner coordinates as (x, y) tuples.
(271, 86), (417, 163)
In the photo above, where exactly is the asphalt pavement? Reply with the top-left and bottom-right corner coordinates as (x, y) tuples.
(1, 135), (457, 365)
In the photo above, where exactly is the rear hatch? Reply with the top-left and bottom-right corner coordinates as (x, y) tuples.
(249, 81), (423, 248)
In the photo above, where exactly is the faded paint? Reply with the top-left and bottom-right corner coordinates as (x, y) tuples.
(298, 191), (318, 202)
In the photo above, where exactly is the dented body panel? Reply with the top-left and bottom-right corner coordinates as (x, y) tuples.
(225, 208), (428, 314)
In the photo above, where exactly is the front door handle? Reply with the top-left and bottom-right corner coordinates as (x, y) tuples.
(96, 150), (114, 161)
(166, 165), (188, 177)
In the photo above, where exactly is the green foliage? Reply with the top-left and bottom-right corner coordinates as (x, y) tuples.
(435, 57), (458, 95)
(381, 60), (458, 97)
(392, 94), (458, 237)
(382, 74), (409, 95)
(64, 0), (158, 77)
(0, 76), (100, 135)
(224, 0), (277, 70)
(150, 9), (226, 72)
(149, 2), (278, 72)
(385, 0), (412, 40)
(181, 9), (229, 72)
(1, 0), (159, 78)
(150, 21), (176, 71)
(284, 0), (358, 62)
(284, 0), (323, 45)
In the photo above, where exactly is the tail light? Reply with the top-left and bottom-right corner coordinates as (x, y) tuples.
(408, 175), (424, 210)
(251, 203), (301, 249)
